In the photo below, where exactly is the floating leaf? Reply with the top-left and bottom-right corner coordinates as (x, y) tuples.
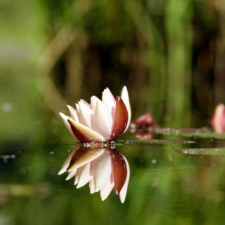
(179, 148), (225, 156)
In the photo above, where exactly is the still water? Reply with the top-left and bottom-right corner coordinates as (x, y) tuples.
(1, 120), (225, 225)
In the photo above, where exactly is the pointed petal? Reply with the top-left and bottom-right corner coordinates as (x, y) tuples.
(80, 99), (91, 108)
(89, 178), (95, 194)
(78, 101), (94, 129)
(67, 147), (105, 172)
(110, 97), (128, 140)
(121, 86), (131, 132)
(93, 100), (113, 140)
(90, 96), (100, 112)
(67, 106), (79, 122)
(74, 168), (80, 185)
(76, 104), (80, 121)
(79, 101), (93, 113)
(102, 89), (116, 119)
(58, 148), (77, 175)
(66, 169), (77, 180)
(92, 150), (112, 192)
(106, 88), (116, 104)
(119, 154), (130, 203)
(59, 113), (77, 140)
(77, 163), (92, 188)
(68, 119), (105, 142)
(100, 174), (114, 201)
(110, 149), (127, 195)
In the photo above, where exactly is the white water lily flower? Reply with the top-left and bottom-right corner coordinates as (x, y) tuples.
(59, 86), (131, 142)
(58, 147), (130, 203)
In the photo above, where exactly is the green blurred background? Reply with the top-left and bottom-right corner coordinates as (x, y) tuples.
(1, 0), (225, 224)
(1, 0), (225, 132)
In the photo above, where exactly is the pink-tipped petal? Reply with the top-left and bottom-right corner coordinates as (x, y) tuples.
(110, 97), (128, 140)
(110, 149), (127, 195)
(106, 88), (116, 104)
(67, 147), (105, 172)
(76, 104), (80, 121)
(80, 99), (91, 108)
(59, 113), (77, 140)
(92, 150), (112, 192)
(68, 119), (105, 142)
(79, 101), (93, 113)
(78, 101), (94, 129)
(67, 106), (79, 122)
(102, 89), (116, 118)
(211, 104), (225, 133)
(90, 96), (100, 112)
(89, 178), (95, 194)
(100, 175), (114, 201)
(121, 86), (131, 132)
(77, 163), (92, 188)
(66, 169), (77, 180)
(93, 100), (113, 140)
(119, 154), (130, 203)
(74, 168), (80, 185)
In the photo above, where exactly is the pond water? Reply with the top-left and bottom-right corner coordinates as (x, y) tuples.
(1, 120), (225, 225)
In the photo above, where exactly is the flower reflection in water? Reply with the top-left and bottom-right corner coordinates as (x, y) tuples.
(130, 130), (154, 140)
(58, 147), (130, 203)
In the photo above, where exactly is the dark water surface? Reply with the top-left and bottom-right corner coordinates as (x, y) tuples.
(1, 121), (225, 225)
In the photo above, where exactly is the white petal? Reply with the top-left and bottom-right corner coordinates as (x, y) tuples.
(100, 174), (114, 201)
(76, 104), (80, 121)
(77, 163), (92, 188)
(68, 119), (106, 142)
(74, 168), (80, 185)
(58, 148), (77, 175)
(106, 88), (116, 103)
(89, 178), (95, 194)
(92, 151), (112, 192)
(59, 113), (77, 139)
(119, 154), (130, 203)
(65, 169), (77, 180)
(90, 96), (100, 112)
(121, 86), (131, 132)
(102, 89), (116, 117)
(93, 100), (113, 140)
(78, 101), (94, 129)
(81, 99), (91, 108)
(67, 106), (79, 122)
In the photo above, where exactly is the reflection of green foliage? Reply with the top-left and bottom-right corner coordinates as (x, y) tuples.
(1, 123), (225, 224)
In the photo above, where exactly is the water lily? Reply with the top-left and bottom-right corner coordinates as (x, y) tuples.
(130, 113), (154, 127)
(59, 86), (131, 142)
(211, 104), (225, 133)
(58, 147), (130, 203)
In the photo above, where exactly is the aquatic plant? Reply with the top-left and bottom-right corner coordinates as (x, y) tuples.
(59, 86), (131, 142)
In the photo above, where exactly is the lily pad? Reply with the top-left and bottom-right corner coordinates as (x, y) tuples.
(179, 148), (225, 156)
(119, 139), (196, 146)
